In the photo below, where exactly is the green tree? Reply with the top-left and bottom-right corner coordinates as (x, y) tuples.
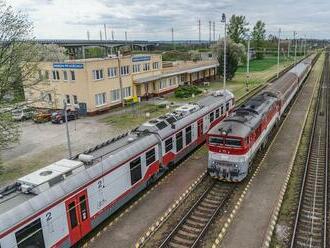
(212, 38), (245, 80)
(227, 15), (249, 44)
(252, 20), (266, 59)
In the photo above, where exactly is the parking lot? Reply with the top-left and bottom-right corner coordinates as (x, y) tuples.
(0, 114), (123, 185)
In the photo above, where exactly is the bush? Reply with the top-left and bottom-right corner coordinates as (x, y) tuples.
(174, 85), (202, 98)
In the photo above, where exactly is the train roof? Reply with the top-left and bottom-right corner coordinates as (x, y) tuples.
(0, 89), (233, 234)
(208, 92), (277, 138)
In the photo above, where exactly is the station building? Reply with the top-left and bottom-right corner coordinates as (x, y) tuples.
(25, 54), (218, 114)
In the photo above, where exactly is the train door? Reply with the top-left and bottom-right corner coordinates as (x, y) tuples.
(65, 190), (91, 245)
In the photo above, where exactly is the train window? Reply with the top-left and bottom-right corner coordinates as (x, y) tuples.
(209, 137), (224, 145)
(209, 112), (214, 122)
(176, 131), (183, 152)
(221, 106), (224, 115)
(165, 138), (173, 153)
(130, 157), (142, 185)
(146, 148), (156, 166)
(215, 109), (220, 118)
(226, 102), (230, 111)
(185, 126), (192, 145)
(79, 195), (88, 221)
(68, 202), (78, 229)
(15, 218), (45, 248)
(225, 138), (241, 147)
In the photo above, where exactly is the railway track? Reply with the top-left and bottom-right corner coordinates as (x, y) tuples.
(290, 52), (329, 248)
(158, 182), (234, 248)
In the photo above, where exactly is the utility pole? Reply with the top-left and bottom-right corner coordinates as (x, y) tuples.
(209, 21), (212, 44)
(213, 21), (216, 42)
(246, 35), (250, 91)
(304, 36), (307, 56)
(125, 31), (127, 43)
(104, 24), (107, 40)
(111, 30), (115, 40)
(277, 28), (281, 78)
(198, 19), (201, 43)
(221, 13), (227, 90)
(287, 39), (290, 58)
(171, 27), (175, 50)
(294, 31), (297, 66)
(99, 30), (103, 41)
(87, 30), (90, 40)
(117, 52), (125, 107)
(63, 100), (72, 158)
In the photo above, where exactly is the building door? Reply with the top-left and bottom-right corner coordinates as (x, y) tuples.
(65, 190), (91, 245)
(78, 102), (87, 116)
(136, 85), (141, 96)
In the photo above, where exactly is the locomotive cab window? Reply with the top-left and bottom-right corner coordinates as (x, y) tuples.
(209, 137), (224, 145)
(15, 218), (45, 248)
(221, 106), (224, 115)
(146, 148), (156, 166)
(225, 138), (241, 147)
(226, 102), (230, 111)
(165, 137), (173, 153)
(176, 131), (183, 152)
(68, 202), (78, 229)
(130, 157), (142, 185)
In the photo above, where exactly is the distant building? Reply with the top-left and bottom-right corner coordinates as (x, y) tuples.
(25, 54), (218, 115)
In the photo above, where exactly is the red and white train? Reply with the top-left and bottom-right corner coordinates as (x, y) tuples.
(0, 90), (234, 248)
(207, 57), (314, 182)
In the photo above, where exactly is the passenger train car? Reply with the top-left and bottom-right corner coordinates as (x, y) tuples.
(0, 90), (234, 248)
(207, 57), (314, 182)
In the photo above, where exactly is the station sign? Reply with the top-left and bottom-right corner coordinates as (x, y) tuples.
(53, 63), (84, 69)
(132, 56), (151, 62)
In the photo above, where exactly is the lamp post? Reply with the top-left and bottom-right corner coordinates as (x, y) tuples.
(221, 13), (227, 90)
(277, 28), (281, 78)
(63, 100), (72, 158)
(246, 34), (250, 91)
(294, 31), (297, 66)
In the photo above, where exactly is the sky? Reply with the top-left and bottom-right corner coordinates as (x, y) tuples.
(7, 0), (330, 40)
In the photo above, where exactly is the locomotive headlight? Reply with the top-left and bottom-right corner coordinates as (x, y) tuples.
(234, 164), (238, 168)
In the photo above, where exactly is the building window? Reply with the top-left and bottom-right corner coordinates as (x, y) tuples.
(159, 79), (167, 89)
(66, 95), (71, 104)
(71, 70), (76, 81)
(120, 65), (130, 75)
(15, 218), (45, 248)
(52, 70), (60, 80)
(210, 112), (214, 122)
(186, 126), (192, 145)
(123, 87), (131, 98)
(143, 63), (150, 71)
(146, 148), (156, 166)
(130, 157), (142, 185)
(73, 95), (78, 104)
(176, 131), (183, 152)
(95, 92), (106, 106)
(93, 69), (104, 80)
(110, 89), (121, 102)
(63, 71), (68, 81)
(47, 93), (52, 103)
(107, 67), (117, 78)
(152, 62), (159, 70)
(165, 137), (173, 153)
(133, 64), (141, 73)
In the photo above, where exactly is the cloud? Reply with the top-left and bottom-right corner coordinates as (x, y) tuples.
(7, 0), (330, 40)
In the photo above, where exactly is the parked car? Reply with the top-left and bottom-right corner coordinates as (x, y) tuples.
(11, 107), (35, 121)
(33, 109), (53, 123)
(51, 110), (78, 124)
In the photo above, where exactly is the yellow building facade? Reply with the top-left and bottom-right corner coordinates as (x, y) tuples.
(25, 54), (218, 114)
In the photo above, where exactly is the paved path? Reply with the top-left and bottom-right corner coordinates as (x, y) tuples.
(89, 150), (207, 248)
(221, 58), (322, 248)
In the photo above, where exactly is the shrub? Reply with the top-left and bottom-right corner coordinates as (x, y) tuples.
(174, 85), (202, 98)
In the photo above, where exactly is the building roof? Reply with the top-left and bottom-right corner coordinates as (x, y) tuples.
(134, 60), (219, 84)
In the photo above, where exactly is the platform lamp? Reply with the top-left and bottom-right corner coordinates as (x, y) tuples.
(221, 13), (227, 90)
